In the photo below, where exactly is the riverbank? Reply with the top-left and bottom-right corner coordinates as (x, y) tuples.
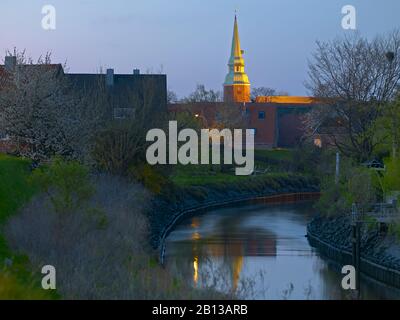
(148, 173), (320, 260)
(307, 214), (400, 289)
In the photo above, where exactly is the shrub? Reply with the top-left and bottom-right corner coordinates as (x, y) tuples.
(382, 157), (400, 196)
(30, 157), (94, 214)
(315, 161), (377, 216)
(389, 222), (400, 242)
(91, 123), (141, 175)
(0, 272), (51, 300)
(129, 163), (170, 194)
(315, 179), (347, 216)
(5, 174), (152, 299)
(364, 215), (378, 231)
(345, 167), (377, 211)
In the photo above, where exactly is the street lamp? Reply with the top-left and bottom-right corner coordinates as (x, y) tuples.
(194, 113), (208, 128)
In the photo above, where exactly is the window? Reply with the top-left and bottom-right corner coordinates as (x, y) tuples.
(251, 128), (257, 135)
(113, 108), (134, 120)
(314, 138), (322, 148)
(258, 111), (265, 119)
(0, 132), (9, 141)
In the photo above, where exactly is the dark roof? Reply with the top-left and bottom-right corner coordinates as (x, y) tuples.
(0, 63), (167, 110)
(65, 73), (167, 107)
(65, 73), (165, 90)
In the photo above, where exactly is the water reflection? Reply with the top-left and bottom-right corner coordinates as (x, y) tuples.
(166, 202), (400, 299)
(193, 256), (198, 286)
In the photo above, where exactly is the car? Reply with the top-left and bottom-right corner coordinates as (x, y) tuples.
(361, 159), (385, 170)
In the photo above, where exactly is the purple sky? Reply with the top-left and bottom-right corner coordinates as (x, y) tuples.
(1, 0), (400, 98)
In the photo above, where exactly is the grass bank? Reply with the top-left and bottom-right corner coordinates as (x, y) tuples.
(0, 155), (54, 299)
(170, 148), (310, 187)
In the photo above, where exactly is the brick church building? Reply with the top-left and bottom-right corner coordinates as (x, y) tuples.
(169, 15), (320, 148)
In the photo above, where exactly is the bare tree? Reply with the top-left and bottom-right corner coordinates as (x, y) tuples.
(250, 87), (288, 100)
(305, 31), (400, 160)
(92, 77), (168, 174)
(167, 89), (178, 104)
(214, 103), (248, 130)
(181, 84), (222, 103)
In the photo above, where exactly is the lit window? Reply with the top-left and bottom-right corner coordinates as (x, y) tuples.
(314, 138), (322, 148)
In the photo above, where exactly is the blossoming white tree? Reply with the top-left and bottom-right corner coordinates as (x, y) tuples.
(0, 50), (105, 162)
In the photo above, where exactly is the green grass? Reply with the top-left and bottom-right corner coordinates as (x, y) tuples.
(170, 165), (312, 189)
(170, 149), (296, 187)
(0, 155), (37, 259)
(254, 148), (293, 162)
(0, 155), (37, 224)
(0, 154), (55, 299)
(172, 170), (256, 186)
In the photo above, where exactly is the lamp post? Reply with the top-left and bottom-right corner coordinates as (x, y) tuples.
(335, 152), (340, 184)
(351, 203), (361, 299)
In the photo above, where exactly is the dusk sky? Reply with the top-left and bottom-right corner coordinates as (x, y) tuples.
(1, 0), (400, 98)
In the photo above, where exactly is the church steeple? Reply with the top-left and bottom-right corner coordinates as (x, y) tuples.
(224, 14), (251, 103)
(231, 15), (242, 61)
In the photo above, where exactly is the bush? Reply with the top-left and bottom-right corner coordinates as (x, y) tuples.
(91, 123), (144, 175)
(389, 222), (400, 242)
(5, 174), (151, 299)
(345, 167), (377, 211)
(364, 215), (378, 231)
(291, 144), (324, 174)
(382, 157), (400, 196)
(30, 157), (94, 214)
(0, 272), (52, 300)
(315, 163), (377, 216)
(129, 163), (170, 194)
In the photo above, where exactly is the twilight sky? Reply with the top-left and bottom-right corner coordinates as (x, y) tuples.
(1, 0), (400, 98)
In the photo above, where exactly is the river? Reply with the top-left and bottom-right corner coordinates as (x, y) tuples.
(165, 201), (400, 299)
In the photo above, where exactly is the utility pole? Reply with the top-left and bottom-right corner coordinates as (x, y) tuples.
(335, 152), (340, 184)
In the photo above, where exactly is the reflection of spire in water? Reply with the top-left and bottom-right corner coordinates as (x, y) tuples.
(186, 218), (277, 292)
(232, 255), (244, 291)
(193, 256), (199, 286)
(192, 232), (201, 241)
(191, 217), (200, 228)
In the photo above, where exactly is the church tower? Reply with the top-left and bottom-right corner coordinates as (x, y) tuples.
(223, 15), (251, 103)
